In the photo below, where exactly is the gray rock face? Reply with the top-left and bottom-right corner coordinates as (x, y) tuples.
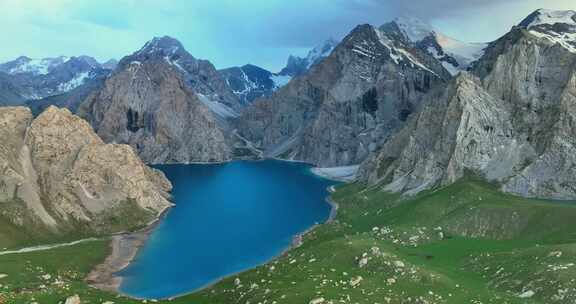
(0, 73), (25, 106)
(79, 36), (235, 164)
(0, 106), (172, 234)
(239, 24), (450, 167)
(133, 36), (242, 111)
(361, 10), (576, 199)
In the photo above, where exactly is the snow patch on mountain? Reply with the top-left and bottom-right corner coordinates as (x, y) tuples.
(529, 30), (576, 53)
(394, 16), (434, 42)
(311, 165), (360, 182)
(305, 38), (339, 69)
(521, 9), (576, 28)
(5, 56), (70, 75)
(519, 10), (576, 54)
(57, 71), (91, 92)
(279, 38), (340, 77)
(388, 17), (487, 75)
(375, 27), (438, 76)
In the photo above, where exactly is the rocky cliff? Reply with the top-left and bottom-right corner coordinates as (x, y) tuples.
(79, 36), (236, 164)
(0, 106), (172, 241)
(361, 9), (576, 199)
(238, 24), (450, 167)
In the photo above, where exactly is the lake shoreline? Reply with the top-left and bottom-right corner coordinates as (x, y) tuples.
(85, 206), (171, 295)
(86, 162), (341, 301)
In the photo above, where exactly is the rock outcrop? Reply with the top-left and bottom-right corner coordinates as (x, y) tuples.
(79, 36), (236, 164)
(238, 24), (450, 167)
(361, 9), (576, 199)
(0, 106), (172, 237)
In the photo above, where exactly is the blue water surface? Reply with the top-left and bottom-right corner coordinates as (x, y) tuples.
(119, 160), (336, 299)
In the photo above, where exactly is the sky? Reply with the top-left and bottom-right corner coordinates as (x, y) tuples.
(0, 0), (573, 71)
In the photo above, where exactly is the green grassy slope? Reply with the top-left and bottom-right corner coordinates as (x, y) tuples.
(2, 178), (576, 303)
(0, 198), (156, 250)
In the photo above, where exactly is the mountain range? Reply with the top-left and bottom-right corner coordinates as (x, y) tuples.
(1, 9), (576, 237)
(360, 8), (576, 199)
(2, 8), (576, 304)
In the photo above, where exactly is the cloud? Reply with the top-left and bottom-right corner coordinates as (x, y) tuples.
(0, 0), (574, 71)
(68, 0), (135, 29)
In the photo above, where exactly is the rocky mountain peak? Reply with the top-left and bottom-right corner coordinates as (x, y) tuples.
(361, 12), (576, 199)
(278, 38), (339, 77)
(379, 17), (487, 75)
(138, 35), (186, 56)
(519, 9), (576, 28)
(238, 20), (450, 167)
(387, 16), (434, 42)
(517, 9), (576, 54)
(305, 38), (339, 67)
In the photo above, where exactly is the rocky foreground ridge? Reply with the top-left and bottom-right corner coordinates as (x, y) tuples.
(0, 106), (172, 240)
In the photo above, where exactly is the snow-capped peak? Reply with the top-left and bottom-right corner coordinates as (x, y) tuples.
(380, 17), (487, 75)
(305, 38), (339, 69)
(278, 38), (340, 77)
(139, 36), (185, 56)
(392, 16), (435, 42)
(519, 9), (576, 28)
(520, 10), (576, 54)
(0, 56), (71, 76)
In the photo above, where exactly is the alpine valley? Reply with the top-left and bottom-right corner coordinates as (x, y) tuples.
(1, 7), (576, 304)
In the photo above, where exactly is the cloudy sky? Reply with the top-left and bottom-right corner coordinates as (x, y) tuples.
(0, 0), (573, 71)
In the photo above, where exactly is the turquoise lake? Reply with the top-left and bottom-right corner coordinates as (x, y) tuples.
(119, 160), (336, 299)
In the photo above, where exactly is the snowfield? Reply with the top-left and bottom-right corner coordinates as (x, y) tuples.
(311, 165), (360, 182)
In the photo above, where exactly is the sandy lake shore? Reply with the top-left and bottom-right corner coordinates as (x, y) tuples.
(85, 206), (171, 294)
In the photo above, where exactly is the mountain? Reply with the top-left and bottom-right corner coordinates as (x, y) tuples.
(0, 56), (71, 76)
(238, 24), (451, 167)
(101, 58), (118, 70)
(278, 38), (339, 77)
(221, 39), (340, 104)
(0, 55), (111, 102)
(360, 9), (576, 199)
(25, 72), (108, 115)
(0, 72), (26, 106)
(518, 8), (576, 53)
(219, 64), (291, 104)
(78, 36), (239, 164)
(0, 106), (172, 246)
(134, 36), (242, 111)
(380, 17), (488, 75)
